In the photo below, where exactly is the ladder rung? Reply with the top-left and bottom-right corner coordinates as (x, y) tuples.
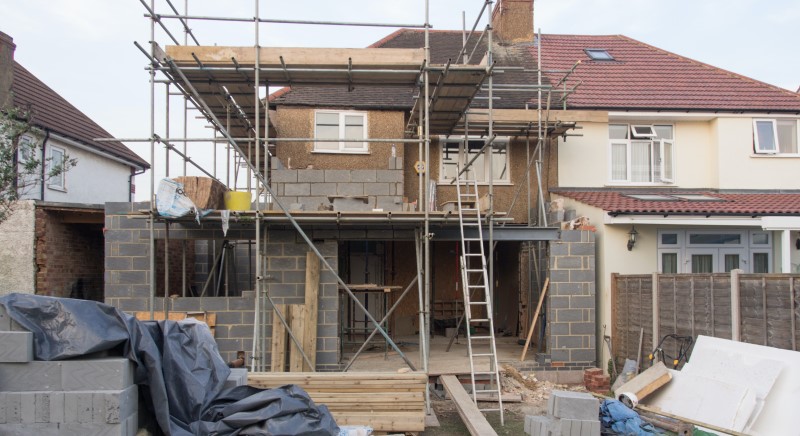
(464, 253), (483, 256)
(470, 336), (492, 340)
(463, 238), (482, 242)
(470, 318), (490, 322)
(479, 407), (502, 412)
(474, 389), (500, 393)
(461, 208), (477, 212)
(472, 353), (495, 357)
(472, 371), (498, 376)
(465, 269), (484, 273)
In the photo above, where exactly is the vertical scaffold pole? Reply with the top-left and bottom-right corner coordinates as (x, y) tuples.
(148, 0), (157, 321)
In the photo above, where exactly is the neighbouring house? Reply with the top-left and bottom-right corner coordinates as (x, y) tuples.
(540, 34), (800, 364)
(0, 31), (149, 299)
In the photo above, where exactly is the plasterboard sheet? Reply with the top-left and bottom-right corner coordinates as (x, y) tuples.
(687, 336), (800, 435)
(643, 369), (758, 432)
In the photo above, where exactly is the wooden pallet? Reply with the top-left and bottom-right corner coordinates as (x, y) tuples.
(248, 372), (427, 432)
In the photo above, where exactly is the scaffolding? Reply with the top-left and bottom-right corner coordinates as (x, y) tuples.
(118, 0), (580, 421)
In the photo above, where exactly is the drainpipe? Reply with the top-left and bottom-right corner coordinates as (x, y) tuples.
(39, 129), (50, 201)
(129, 166), (146, 202)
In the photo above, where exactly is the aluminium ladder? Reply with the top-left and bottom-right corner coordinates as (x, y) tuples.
(454, 173), (504, 425)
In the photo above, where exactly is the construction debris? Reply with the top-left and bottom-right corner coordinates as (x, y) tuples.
(583, 368), (610, 393)
(614, 361), (672, 408)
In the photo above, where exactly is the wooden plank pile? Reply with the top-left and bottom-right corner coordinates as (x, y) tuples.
(248, 372), (427, 432)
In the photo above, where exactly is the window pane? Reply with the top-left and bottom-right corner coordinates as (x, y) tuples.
(344, 115), (364, 127)
(662, 253), (678, 273)
(755, 120), (777, 152)
(724, 254), (740, 272)
(753, 253), (769, 273)
(691, 254), (714, 273)
(631, 125), (656, 138)
(751, 232), (769, 245)
(441, 142), (459, 180)
(611, 142), (627, 180)
(343, 124), (365, 149)
(316, 113), (339, 126)
(689, 233), (741, 245)
(466, 140), (486, 182)
(661, 233), (678, 245)
(316, 124), (338, 139)
(777, 120), (798, 154)
(630, 141), (652, 182)
(654, 125), (673, 140)
(49, 149), (65, 188)
(492, 144), (509, 181)
(609, 124), (628, 140)
(661, 140), (674, 181)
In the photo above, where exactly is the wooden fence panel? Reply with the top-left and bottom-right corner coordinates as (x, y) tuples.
(613, 272), (800, 366)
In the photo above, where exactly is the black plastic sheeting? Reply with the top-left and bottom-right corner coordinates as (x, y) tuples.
(0, 293), (339, 436)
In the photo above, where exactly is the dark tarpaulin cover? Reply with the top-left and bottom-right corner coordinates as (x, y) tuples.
(0, 293), (339, 436)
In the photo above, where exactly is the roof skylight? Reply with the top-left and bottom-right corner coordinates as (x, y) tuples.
(625, 194), (677, 201)
(585, 49), (614, 61)
(671, 194), (724, 202)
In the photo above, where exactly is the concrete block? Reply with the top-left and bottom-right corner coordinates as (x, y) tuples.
(0, 423), (60, 435)
(526, 415), (558, 436)
(548, 390), (599, 421)
(224, 368), (248, 389)
(61, 359), (134, 391)
(0, 331), (33, 362)
(331, 197), (371, 212)
(75, 392), (94, 423)
(99, 385), (138, 424)
(560, 418), (600, 436)
(60, 421), (128, 435)
(0, 393), (5, 424)
(49, 392), (64, 423)
(0, 305), (25, 332)
(0, 362), (63, 391)
(5, 392), (21, 423)
(34, 392), (51, 423)
(19, 392), (35, 423)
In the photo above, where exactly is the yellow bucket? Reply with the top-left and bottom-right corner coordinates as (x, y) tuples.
(224, 191), (251, 211)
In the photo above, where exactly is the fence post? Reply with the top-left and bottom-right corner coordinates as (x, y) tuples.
(651, 272), (659, 349)
(731, 269), (742, 342)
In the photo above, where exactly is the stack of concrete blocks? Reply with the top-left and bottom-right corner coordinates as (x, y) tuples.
(524, 390), (600, 436)
(0, 306), (138, 435)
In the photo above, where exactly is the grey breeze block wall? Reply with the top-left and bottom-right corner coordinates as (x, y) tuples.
(271, 168), (404, 212)
(519, 229), (596, 375)
(104, 202), (340, 370)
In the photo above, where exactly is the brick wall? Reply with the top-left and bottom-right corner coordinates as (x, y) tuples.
(35, 208), (104, 300)
(104, 202), (340, 368)
(271, 167), (404, 212)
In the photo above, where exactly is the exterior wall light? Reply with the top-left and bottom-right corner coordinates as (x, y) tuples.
(627, 226), (638, 251)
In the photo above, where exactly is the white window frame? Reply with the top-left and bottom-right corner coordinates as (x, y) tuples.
(753, 118), (800, 155)
(438, 136), (511, 184)
(631, 125), (657, 138)
(657, 229), (773, 273)
(608, 123), (674, 185)
(313, 110), (368, 154)
(46, 145), (66, 191)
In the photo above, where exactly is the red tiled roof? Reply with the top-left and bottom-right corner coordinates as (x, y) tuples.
(552, 190), (800, 216)
(12, 62), (149, 168)
(537, 34), (800, 112)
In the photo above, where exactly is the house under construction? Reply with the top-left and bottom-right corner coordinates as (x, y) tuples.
(102, 0), (599, 431)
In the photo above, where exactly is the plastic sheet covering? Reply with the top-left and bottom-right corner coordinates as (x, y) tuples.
(0, 293), (339, 436)
(599, 399), (659, 436)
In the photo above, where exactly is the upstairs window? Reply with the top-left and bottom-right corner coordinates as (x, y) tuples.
(609, 124), (674, 184)
(314, 111), (367, 153)
(47, 145), (66, 190)
(753, 119), (798, 154)
(440, 137), (510, 183)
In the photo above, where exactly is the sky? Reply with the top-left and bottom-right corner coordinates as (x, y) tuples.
(2, 0), (799, 200)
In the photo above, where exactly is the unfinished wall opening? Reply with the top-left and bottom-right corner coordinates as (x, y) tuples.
(35, 206), (104, 301)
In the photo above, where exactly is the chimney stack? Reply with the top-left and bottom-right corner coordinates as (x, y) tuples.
(491, 0), (534, 43)
(0, 31), (15, 110)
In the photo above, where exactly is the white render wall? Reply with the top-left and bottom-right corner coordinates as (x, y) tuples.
(40, 137), (132, 204)
(0, 200), (36, 295)
(558, 115), (800, 190)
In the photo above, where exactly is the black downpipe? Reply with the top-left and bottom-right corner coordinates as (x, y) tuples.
(129, 167), (146, 202)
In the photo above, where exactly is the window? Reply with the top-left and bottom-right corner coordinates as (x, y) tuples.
(314, 111), (367, 153)
(609, 124), (674, 184)
(47, 146), (66, 190)
(657, 229), (772, 273)
(585, 49), (614, 61)
(753, 119), (799, 154)
(439, 137), (509, 183)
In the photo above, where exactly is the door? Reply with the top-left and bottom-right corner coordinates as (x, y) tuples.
(719, 248), (746, 273)
(684, 249), (716, 273)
